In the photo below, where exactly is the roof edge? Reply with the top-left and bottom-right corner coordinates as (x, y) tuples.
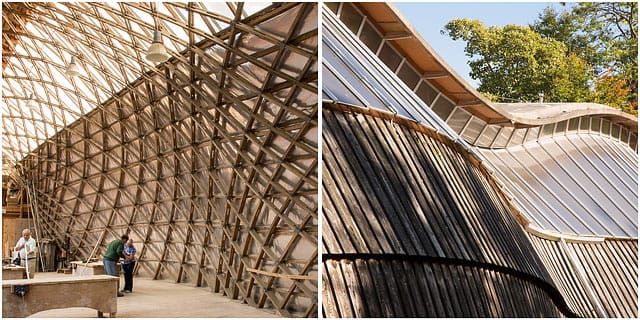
(324, 100), (638, 241)
(358, 2), (638, 132)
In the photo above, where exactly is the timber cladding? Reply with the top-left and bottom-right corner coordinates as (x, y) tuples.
(530, 235), (638, 317)
(321, 104), (578, 317)
(322, 258), (565, 317)
(14, 3), (318, 317)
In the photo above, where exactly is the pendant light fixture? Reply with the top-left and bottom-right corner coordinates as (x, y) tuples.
(25, 93), (38, 109)
(146, 30), (169, 63)
(65, 56), (82, 77)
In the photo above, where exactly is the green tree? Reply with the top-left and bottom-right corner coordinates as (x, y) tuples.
(531, 2), (637, 114)
(590, 75), (635, 115)
(442, 19), (591, 103)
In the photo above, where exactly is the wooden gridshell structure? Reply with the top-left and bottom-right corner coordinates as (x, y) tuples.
(2, 2), (318, 317)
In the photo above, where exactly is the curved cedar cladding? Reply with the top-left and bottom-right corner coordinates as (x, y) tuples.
(322, 258), (565, 318)
(322, 105), (573, 317)
(530, 235), (638, 318)
(570, 240), (638, 317)
(528, 235), (598, 317)
(322, 3), (637, 318)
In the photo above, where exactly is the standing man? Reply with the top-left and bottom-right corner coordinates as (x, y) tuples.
(14, 229), (37, 279)
(104, 234), (128, 297)
(121, 238), (136, 293)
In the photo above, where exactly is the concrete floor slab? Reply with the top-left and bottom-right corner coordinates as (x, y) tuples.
(19, 272), (279, 318)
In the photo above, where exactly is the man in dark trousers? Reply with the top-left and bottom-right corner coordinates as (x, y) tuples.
(121, 238), (136, 293)
(103, 234), (128, 297)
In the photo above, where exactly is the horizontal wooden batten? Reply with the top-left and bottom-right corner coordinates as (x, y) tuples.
(322, 258), (571, 318)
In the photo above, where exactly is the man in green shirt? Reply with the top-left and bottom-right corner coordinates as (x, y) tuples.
(103, 234), (128, 297)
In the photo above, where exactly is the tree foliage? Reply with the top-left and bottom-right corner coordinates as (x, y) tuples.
(442, 19), (590, 103)
(442, 3), (637, 115)
(590, 75), (635, 115)
(532, 2), (637, 114)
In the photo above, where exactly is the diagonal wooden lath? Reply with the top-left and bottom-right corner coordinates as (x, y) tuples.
(5, 2), (317, 317)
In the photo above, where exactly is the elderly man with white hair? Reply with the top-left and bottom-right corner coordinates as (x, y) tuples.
(14, 229), (37, 278)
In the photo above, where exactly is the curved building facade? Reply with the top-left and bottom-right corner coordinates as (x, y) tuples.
(322, 2), (637, 318)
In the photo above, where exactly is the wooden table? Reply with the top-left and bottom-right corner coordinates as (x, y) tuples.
(2, 275), (118, 318)
(2, 266), (26, 280)
(70, 261), (106, 276)
(70, 260), (121, 276)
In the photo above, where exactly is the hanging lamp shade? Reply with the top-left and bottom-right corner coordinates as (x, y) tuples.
(65, 56), (82, 77)
(25, 93), (38, 109)
(146, 30), (169, 63)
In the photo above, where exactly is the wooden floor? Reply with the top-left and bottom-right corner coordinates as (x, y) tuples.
(20, 272), (279, 318)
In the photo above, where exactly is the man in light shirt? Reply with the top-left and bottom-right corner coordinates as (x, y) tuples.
(14, 229), (37, 279)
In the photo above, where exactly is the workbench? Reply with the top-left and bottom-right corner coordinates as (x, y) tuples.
(2, 275), (118, 318)
(70, 260), (122, 276)
(70, 260), (107, 276)
(2, 266), (27, 280)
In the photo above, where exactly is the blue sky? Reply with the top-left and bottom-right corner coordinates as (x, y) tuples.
(395, 2), (566, 88)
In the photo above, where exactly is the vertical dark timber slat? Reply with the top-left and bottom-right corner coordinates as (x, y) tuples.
(351, 259), (380, 318)
(381, 260), (406, 317)
(422, 263), (446, 317)
(455, 266), (476, 316)
(368, 259), (395, 317)
(357, 114), (423, 255)
(403, 128), (461, 258)
(386, 119), (452, 258)
(320, 184), (346, 254)
(467, 265), (490, 316)
(390, 260), (415, 316)
(323, 112), (374, 253)
(345, 110), (418, 255)
(321, 119), (360, 253)
(354, 259), (378, 317)
(328, 259), (353, 318)
(341, 259), (366, 317)
(321, 261), (339, 318)
(348, 111), (409, 254)
(341, 112), (401, 254)
(368, 116), (432, 256)
(404, 261), (427, 317)
(418, 133), (478, 261)
(433, 262), (458, 316)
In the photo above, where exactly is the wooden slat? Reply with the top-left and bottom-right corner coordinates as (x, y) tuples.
(355, 259), (380, 317)
(530, 233), (638, 318)
(321, 106), (626, 317)
(322, 257), (567, 317)
(322, 106), (555, 274)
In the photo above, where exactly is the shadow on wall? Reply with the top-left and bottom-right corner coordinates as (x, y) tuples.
(321, 106), (569, 317)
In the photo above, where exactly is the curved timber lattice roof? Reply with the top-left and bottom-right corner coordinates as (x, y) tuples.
(3, 2), (317, 162)
(3, 2), (318, 316)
